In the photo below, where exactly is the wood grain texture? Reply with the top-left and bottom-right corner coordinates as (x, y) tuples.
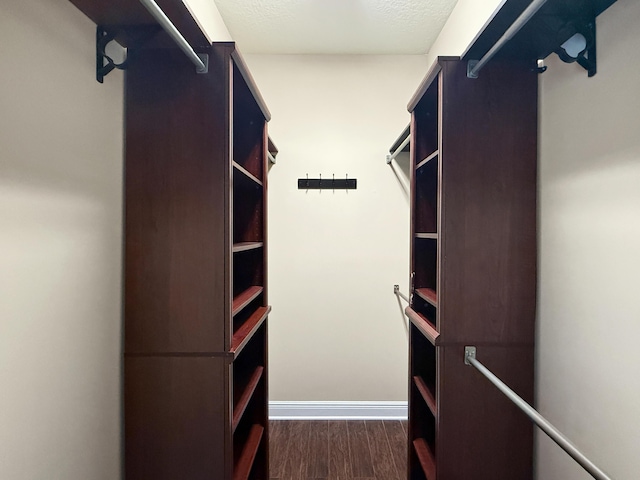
(269, 421), (291, 478)
(269, 420), (407, 480)
(347, 421), (374, 478)
(384, 420), (407, 480)
(307, 421), (329, 478)
(366, 421), (400, 479)
(125, 357), (229, 480)
(125, 45), (232, 355)
(281, 420), (311, 479)
(328, 421), (351, 479)
(437, 345), (535, 480)
(438, 58), (538, 345)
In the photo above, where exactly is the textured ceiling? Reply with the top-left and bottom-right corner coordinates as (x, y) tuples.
(212, 0), (460, 54)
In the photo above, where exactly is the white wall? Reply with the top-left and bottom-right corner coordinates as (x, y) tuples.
(0, 0), (123, 479)
(424, 0), (505, 67)
(537, 0), (640, 478)
(244, 54), (427, 401)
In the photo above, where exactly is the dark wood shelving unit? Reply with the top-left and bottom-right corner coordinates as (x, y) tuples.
(123, 40), (272, 480)
(405, 56), (537, 479)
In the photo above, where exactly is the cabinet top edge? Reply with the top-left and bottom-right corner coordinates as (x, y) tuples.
(407, 56), (459, 113)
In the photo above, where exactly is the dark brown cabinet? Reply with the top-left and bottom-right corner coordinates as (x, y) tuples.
(124, 42), (271, 480)
(406, 57), (538, 479)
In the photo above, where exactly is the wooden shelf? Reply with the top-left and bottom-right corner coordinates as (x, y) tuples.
(405, 307), (439, 345)
(233, 366), (264, 432)
(233, 161), (263, 187)
(232, 286), (264, 317)
(415, 288), (438, 307)
(233, 242), (263, 253)
(233, 424), (264, 480)
(416, 150), (439, 170)
(413, 376), (437, 417)
(231, 306), (271, 357)
(413, 438), (436, 480)
(416, 233), (438, 240)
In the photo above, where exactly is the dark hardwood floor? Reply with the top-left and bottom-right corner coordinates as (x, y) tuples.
(269, 420), (408, 480)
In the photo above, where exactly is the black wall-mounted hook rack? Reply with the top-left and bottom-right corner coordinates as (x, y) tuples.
(298, 174), (357, 190)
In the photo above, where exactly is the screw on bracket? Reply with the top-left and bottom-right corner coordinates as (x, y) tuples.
(464, 346), (477, 365)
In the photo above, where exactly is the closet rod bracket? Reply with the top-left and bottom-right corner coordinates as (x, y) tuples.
(96, 26), (128, 83)
(196, 53), (209, 74)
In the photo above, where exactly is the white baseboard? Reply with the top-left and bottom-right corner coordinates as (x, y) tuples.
(269, 401), (408, 420)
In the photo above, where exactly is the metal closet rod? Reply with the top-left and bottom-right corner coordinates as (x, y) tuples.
(393, 285), (410, 303)
(468, 0), (548, 78)
(139, 0), (208, 73)
(386, 134), (411, 164)
(464, 347), (612, 480)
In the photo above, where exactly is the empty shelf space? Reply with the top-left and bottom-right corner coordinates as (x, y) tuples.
(233, 161), (263, 187)
(415, 288), (438, 307)
(406, 307), (439, 345)
(231, 306), (271, 357)
(233, 242), (263, 253)
(413, 438), (436, 480)
(416, 150), (439, 170)
(233, 286), (264, 317)
(416, 233), (438, 240)
(233, 424), (264, 480)
(413, 376), (437, 417)
(233, 366), (264, 432)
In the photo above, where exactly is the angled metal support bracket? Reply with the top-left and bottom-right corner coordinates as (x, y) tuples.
(575, 22), (597, 77)
(96, 27), (128, 83)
